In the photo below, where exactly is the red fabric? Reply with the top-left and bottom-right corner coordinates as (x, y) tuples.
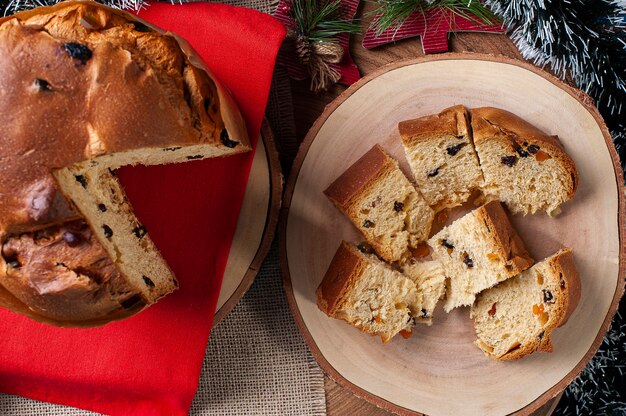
(0, 4), (285, 415)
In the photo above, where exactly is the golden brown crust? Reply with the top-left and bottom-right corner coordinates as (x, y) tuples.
(478, 201), (535, 273)
(470, 107), (579, 198)
(398, 105), (469, 147)
(550, 248), (581, 328)
(316, 241), (365, 317)
(324, 144), (391, 208)
(0, 1), (249, 325)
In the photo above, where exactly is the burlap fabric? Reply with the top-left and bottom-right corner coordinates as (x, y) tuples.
(0, 1), (328, 414)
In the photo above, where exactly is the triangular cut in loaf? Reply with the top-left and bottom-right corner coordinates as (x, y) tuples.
(316, 241), (424, 343)
(0, 2), (249, 326)
(398, 105), (484, 210)
(470, 107), (578, 215)
(472, 248), (581, 360)
(324, 145), (434, 264)
(428, 201), (534, 311)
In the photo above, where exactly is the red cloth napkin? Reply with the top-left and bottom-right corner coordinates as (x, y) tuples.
(0, 4), (285, 415)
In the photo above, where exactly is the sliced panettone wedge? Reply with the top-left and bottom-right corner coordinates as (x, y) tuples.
(324, 145), (434, 264)
(470, 107), (578, 215)
(428, 201), (535, 311)
(316, 241), (423, 343)
(402, 259), (446, 325)
(399, 105), (484, 210)
(472, 248), (581, 360)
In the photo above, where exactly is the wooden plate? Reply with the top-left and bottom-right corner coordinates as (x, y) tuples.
(280, 54), (625, 416)
(213, 120), (282, 326)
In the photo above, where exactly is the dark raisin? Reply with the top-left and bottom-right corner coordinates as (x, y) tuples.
(427, 167), (440, 177)
(108, 167), (117, 177)
(98, 203), (107, 212)
(463, 254), (474, 268)
(162, 147), (182, 152)
(142, 275), (155, 288)
(527, 144), (540, 154)
(523, 142), (529, 147)
(62, 231), (81, 247)
(102, 224), (113, 238)
(538, 331), (545, 340)
(501, 156), (517, 167)
(543, 289), (554, 303)
(133, 22), (152, 32)
(63, 42), (92, 64)
(421, 309), (430, 318)
(357, 242), (374, 254)
(441, 239), (454, 249)
(363, 220), (374, 228)
(446, 143), (465, 156)
(133, 225), (148, 239)
(516, 147), (529, 158)
(393, 201), (404, 212)
(120, 294), (145, 310)
(186, 155), (204, 160)
(35, 78), (51, 91)
(74, 174), (87, 188)
(221, 129), (239, 148)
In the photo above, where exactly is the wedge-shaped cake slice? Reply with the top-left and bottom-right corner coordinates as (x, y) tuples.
(316, 241), (423, 343)
(325, 145), (434, 264)
(471, 107), (578, 215)
(399, 105), (484, 210)
(428, 201), (534, 311)
(402, 259), (446, 325)
(472, 248), (581, 360)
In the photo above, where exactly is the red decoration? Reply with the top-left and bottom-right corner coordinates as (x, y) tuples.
(274, 0), (361, 86)
(363, 7), (505, 53)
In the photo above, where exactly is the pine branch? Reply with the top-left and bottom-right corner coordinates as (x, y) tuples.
(370, 0), (498, 35)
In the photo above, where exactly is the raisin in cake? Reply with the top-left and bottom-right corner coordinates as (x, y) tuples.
(316, 241), (423, 343)
(325, 145), (434, 264)
(471, 107), (578, 215)
(428, 201), (535, 311)
(398, 105), (484, 210)
(472, 249), (581, 360)
(0, 2), (250, 326)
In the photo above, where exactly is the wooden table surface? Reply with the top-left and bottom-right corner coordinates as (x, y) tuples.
(287, 4), (564, 415)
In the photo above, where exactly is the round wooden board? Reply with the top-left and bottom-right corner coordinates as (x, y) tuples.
(213, 120), (282, 327)
(280, 55), (625, 416)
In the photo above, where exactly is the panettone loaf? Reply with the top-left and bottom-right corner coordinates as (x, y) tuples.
(428, 201), (534, 311)
(470, 107), (578, 215)
(0, 1), (250, 326)
(398, 105), (484, 210)
(324, 145), (434, 264)
(316, 241), (423, 343)
(472, 249), (581, 360)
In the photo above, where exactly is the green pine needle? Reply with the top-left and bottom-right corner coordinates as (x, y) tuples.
(292, 0), (361, 42)
(370, 0), (498, 36)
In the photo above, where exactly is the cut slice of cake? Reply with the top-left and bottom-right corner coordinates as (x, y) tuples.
(470, 107), (578, 215)
(402, 259), (446, 325)
(428, 201), (535, 311)
(399, 105), (484, 210)
(324, 145), (434, 264)
(472, 248), (581, 360)
(316, 241), (423, 343)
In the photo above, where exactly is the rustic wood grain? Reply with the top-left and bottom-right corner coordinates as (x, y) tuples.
(213, 120), (282, 326)
(286, 5), (624, 414)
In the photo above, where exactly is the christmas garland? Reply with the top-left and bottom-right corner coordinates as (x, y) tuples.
(485, 0), (626, 168)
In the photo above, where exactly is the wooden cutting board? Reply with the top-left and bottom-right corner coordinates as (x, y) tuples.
(286, 5), (621, 414)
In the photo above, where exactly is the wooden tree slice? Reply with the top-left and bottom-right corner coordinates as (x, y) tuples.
(280, 54), (625, 416)
(213, 120), (282, 327)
